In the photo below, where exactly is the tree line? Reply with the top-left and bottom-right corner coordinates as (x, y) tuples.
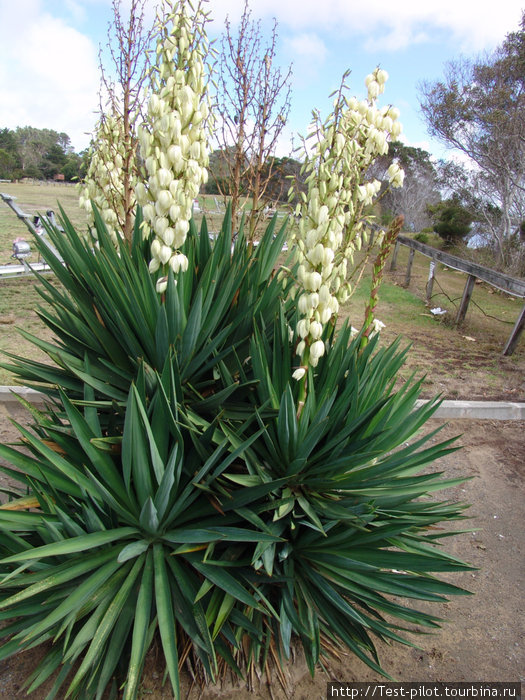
(0, 126), (88, 182)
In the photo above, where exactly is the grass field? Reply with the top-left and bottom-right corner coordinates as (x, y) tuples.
(0, 182), (523, 399)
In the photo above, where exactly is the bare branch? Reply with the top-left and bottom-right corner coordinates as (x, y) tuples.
(213, 1), (292, 238)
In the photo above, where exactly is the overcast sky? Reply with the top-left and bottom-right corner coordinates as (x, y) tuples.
(0, 0), (523, 159)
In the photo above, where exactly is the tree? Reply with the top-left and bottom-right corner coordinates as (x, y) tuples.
(62, 151), (83, 181)
(14, 127), (63, 174)
(419, 12), (525, 264)
(427, 197), (473, 246)
(41, 143), (67, 179)
(214, 1), (292, 237)
(377, 141), (441, 231)
(260, 155), (304, 203)
(0, 128), (20, 179)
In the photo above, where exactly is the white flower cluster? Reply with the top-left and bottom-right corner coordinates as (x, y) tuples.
(136, 0), (210, 292)
(79, 114), (136, 245)
(290, 68), (404, 370)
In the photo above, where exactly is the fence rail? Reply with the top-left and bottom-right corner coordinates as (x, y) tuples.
(390, 235), (525, 355)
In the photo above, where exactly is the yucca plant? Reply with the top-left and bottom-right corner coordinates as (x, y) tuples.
(2, 204), (294, 426)
(0, 357), (286, 699)
(0, 6), (472, 689)
(217, 315), (472, 675)
(0, 211), (471, 698)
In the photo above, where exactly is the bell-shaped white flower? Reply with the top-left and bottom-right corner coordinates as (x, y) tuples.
(292, 367), (307, 381)
(310, 340), (325, 360)
(297, 319), (310, 339)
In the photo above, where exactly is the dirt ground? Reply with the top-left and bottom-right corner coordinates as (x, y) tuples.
(0, 400), (523, 699)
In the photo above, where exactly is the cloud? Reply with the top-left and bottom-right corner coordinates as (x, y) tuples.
(209, 0), (523, 52)
(287, 33), (328, 63)
(0, 1), (100, 150)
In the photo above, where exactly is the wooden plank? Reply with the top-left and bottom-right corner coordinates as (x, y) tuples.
(502, 303), (525, 356)
(397, 235), (525, 298)
(455, 274), (477, 325)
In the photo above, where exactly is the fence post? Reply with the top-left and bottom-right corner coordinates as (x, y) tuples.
(426, 260), (436, 303)
(390, 240), (400, 270)
(455, 274), (477, 325)
(502, 302), (525, 356)
(404, 249), (415, 287)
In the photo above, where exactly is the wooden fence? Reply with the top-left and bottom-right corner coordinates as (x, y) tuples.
(390, 235), (525, 356)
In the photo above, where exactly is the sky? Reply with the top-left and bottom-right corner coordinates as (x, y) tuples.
(0, 0), (523, 161)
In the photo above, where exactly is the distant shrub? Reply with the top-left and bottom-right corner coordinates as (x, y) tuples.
(427, 198), (473, 248)
(414, 232), (429, 244)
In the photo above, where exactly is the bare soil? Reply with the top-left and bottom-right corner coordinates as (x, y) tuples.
(0, 400), (523, 699)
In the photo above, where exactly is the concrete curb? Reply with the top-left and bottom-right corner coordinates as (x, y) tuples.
(0, 386), (524, 420)
(0, 386), (47, 404)
(415, 399), (525, 420)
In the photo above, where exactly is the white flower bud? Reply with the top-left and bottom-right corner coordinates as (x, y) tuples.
(169, 253), (188, 273)
(297, 319), (310, 339)
(310, 321), (323, 339)
(143, 204), (155, 222)
(306, 271), (322, 291)
(320, 204), (330, 223)
(322, 247), (334, 266)
(159, 245), (172, 264)
(163, 227), (175, 246)
(292, 367), (306, 381)
(320, 306), (332, 324)
(319, 285), (331, 306)
(169, 204), (181, 220)
(154, 217), (169, 237)
(298, 294), (310, 314)
(149, 258), (161, 273)
(146, 156), (158, 176)
(157, 168), (172, 188)
(389, 107), (400, 121)
(135, 182), (147, 205)
(309, 243), (325, 266)
(310, 340), (325, 360)
(391, 121), (403, 138)
(157, 190), (172, 214)
(175, 219), (189, 238)
(370, 318), (386, 336)
(156, 277), (168, 294)
(376, 69), (388, 85)
(367, 81), (380, 99)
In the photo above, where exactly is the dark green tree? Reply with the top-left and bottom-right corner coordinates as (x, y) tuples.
(62, 151), (83, 181)
(41, 143), (67, 179)
(427, 197), (473, 246)
(0, 128), (21, 179)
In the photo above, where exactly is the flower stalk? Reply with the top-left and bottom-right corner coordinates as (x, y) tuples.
(289, 68), (404, 371)
(136, 0), (212, 292)
(361, 214), (404, 348)
(79, 111), (139, 246)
